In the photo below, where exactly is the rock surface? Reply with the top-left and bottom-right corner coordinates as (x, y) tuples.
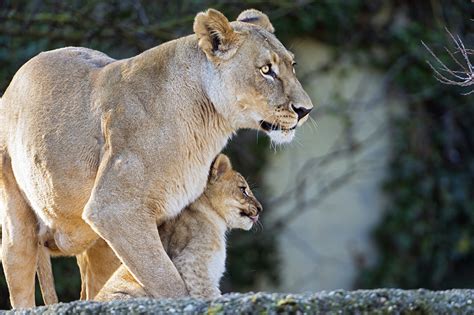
(5, 289), (474, 314)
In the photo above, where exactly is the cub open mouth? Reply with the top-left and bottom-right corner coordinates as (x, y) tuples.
(259, 120), (297, 132)
(240, 212), (259, 223)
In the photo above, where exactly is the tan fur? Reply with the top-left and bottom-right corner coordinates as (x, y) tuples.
(95, 154), (262, 301)
(237, 9), (275, 33)
(0, 8), (312, 308)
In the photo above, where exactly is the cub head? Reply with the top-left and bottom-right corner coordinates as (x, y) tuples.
(194, 9), (314, 144)
(204, 154), (262, 230)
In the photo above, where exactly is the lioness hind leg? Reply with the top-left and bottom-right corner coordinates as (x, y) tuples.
(76, 238), (120, 300)
(1, 154), (38, 308)
(94, 264), (146, 301)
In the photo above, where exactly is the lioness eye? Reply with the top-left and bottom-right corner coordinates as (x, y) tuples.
(260, 64), (276, 79)
(261, 64), (270, 74)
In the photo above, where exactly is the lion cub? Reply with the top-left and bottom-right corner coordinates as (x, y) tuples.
(95, 154), (262, 300)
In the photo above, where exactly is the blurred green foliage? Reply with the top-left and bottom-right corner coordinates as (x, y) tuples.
(1, 0), (474, 310)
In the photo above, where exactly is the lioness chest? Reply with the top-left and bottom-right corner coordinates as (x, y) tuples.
(151, 160), (212, 220)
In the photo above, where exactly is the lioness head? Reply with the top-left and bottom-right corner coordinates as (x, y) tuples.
(194, 9), (314, 144)
(204, 154), (262, 230)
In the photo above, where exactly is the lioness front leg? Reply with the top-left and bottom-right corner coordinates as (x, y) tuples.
(82, 151), (187, 298)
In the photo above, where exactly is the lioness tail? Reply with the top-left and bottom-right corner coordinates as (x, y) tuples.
(37, 246), (59, 305)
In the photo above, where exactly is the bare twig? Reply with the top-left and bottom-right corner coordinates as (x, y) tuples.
(423, 28), (474, 95)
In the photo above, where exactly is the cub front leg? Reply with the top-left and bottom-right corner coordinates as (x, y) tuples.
(82, 151), (187, 298)
(173, 252), (221, 299)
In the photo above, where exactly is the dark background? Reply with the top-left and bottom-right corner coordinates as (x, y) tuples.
(1, 0), (473, 309)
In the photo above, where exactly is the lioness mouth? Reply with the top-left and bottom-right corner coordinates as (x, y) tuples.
(259, 120), (296, 132)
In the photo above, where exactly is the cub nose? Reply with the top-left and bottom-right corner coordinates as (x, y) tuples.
(291, 104), (312, 121)
(256, 203), (263, 214)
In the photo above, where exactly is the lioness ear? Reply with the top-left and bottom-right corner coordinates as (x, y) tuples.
(210, 154), (232, 182)
(194, 9), (240, 61)
(236, 9), (274, 33)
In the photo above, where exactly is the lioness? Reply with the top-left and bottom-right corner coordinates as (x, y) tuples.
(95, 154), (261, 301)
(0, 8), (312, 308)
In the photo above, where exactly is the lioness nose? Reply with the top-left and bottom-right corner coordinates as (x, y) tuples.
(291, 104), (312, 120)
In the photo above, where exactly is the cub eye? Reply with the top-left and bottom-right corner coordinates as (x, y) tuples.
(292, 62), (297, 74)
(240, 187), (248, 196)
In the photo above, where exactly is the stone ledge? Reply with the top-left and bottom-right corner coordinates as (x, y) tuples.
(6, 289), (474, 314)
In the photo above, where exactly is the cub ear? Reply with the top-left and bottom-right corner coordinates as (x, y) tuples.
(210, 154), (232, 182)
(236, 9), (274, 33)
(194, 9), (241, 61)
